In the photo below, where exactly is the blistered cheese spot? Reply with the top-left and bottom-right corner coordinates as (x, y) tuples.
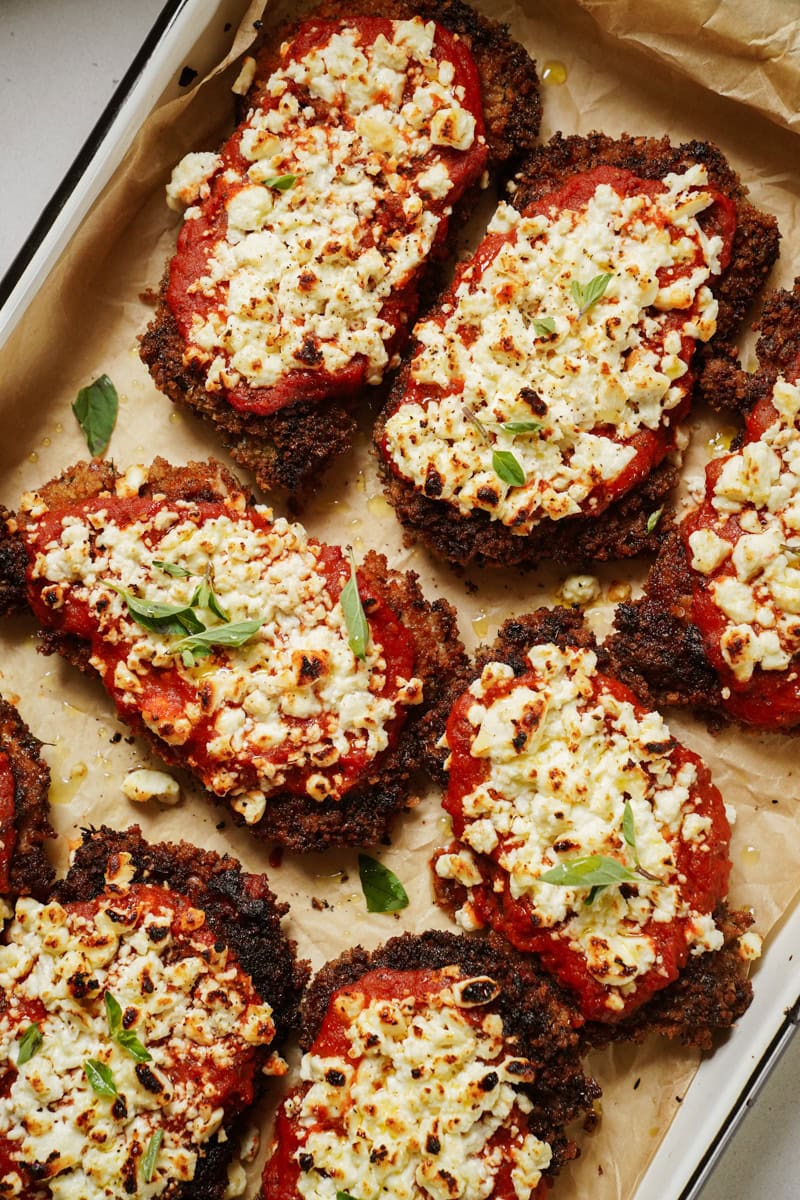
(437, 645), (724, 1007)
(0, 891), (275, 1199)
(22, 484), (422, 814)
(166, 151), (222, 211)
(686, 376), (800, 682)
(294, 986), (551, 1200)
(180, 19), (481, 393)
(384, 166), (721, 533)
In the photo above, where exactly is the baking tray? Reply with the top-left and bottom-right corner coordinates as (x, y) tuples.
(1, 2), (798, 1198)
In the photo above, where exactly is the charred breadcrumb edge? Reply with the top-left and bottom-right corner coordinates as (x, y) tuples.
(374, 132), (780, 569)
(50, 824), (309, 1200)
(606, 279), (800, 724)
(140, 0), (541, 499)
(292, 930), (599, 1180)
(0, 457), (467, 851)
(0, 696), (56, 900)
(427, 606), (755, 1046)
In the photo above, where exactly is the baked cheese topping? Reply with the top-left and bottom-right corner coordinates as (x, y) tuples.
(176, 18), (483, 393)
(21, 475), (422, 822)
(686, 376), (800, 682)
(291, 978), (551, 1200)
(384, 165), (721, 533)
(0, 889), (275, 1200)
(436, 646), (725, 1008)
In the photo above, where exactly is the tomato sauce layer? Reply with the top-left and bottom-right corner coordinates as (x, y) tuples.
(681, 362), (800, 727)
(20, 481), (422, 823)
(0, 751), (16, 893)
(167, 17), (487, 416)
(434, 645), (731, 1021)
(263, 966), (552, 1200)
(382, 163), (736, 535)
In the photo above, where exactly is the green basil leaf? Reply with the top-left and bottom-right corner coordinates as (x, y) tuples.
(622, 799), (637, 857)
(72, 374), (119, 457)
(142, 1128), (164, 1184)
(153, 560), (194, 578)
(104, 991), (122, 1037)
(571, 272), (612, 315)
(492, 449), (526, 487)
(341, 552), (369, 662)
(646, 507), (664, 534)
(584, 885), (607, 906)
(16, 1022), (43, 1066)
(174, 619), (263, 657)
(106, 584), (205, 638)
(84, 1059), (118, 1097)
(116, 1030), (152, 1063)
(358, 854), (409, 913)
(192, 578), (230, 623)
(538, 854), (641, 888)
(501, 421), (543, 435)
(533, 317), (556, 337)
(264, 174), (296, 191)
(336, 1192), (359, 1200)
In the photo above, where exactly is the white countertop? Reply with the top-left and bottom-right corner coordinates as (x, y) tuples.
(0, 1), (798, 1197)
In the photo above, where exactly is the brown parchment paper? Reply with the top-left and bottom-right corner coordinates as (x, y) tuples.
(1, 0), (800, 1196)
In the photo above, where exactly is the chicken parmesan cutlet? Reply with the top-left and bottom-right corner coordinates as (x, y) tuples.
(0, 824), (308, 1200)
(376, 133), (779, 567)
(260, 931), (599, 1200)
(429, 608), (758, 1045)
(610, 279), (800, 730)
(0, 458), (465, 851)
(0, 696), (54, 900)
(140, 0), (541, 496)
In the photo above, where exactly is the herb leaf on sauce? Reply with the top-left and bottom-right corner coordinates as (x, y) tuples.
(16, 1022), (43, 1066)
(341, 550), (369, 662)
(72, 374), (119, 457)
(358, 854), (409, 913)
(539, 854), (641, 889)
(106, 584), (205, 638)
(174, 619), (264, 667)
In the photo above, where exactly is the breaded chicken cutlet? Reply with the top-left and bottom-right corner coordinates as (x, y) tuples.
(425, 606), (757, 1048)
(0, 824), (308, 1200)
(0, 696), (54, 899)
(261, 931), (600, 1200)
(0, 457), (466, 852)
(375, 132), (780, 568)
(609, 279), (800, 729)
(140, 0), (541, 497)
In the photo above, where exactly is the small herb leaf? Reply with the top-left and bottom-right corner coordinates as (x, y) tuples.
(72, 374), (119, 457)
(117, 1030), (152, 1063)
(107, 584), (205, 638)
(584, 885), (607, 906)
(264, 174), (296, 191)
(174, 619), (263, 658)
(358, 854), (409, 913)
(492, 449), (526, 487)
(622, 799), (637, 859)
(571, 272), (613, 316)
(105, 991), (122, 1037)
(16, 1023), (43, 1066)
(153, 560), (193, 578)
(192, 578), (230, 623)
(341, 551), (369, 662)
(539, 855), (641, 889)
(533, 317), (556, 337)
(501, 420), (543, 435)
(84, 1059), (118, 1097)
(646, 507), (664, 534)
(336, 1192), (360, 1200)
(142, 1129), (164, 1184)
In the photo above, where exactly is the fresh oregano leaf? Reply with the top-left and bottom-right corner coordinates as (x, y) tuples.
(142, 1129), (164, 1184)
(570, 272), (613, 316)
(539, 854), (641, 889)
(153, 560), (194, 578)
(500, 420), (543, 435)
(341, 551), (369, 662)
(622, 799), (637, 857)
(492, 449), (526, 487)
(358, 853), (409, 913)
(264, 174), (296, 191)
(104, 991), (122, 1037)
(84, 1059), (118, 1097)
(72, 374), (119, 457)
(532, 316), (556, 337)
(174, 619), (263, 661)
(105, 991), (151, 1062)
(16, 1022), (43, 1066)
(646, 507), (664, 534)
(106, 584), (205, 637)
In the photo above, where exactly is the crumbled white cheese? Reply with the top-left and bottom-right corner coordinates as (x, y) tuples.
(384, 165), (721, 533)
(293, 981), (551, 1200)
(166, 151), (222, 211)
(436, 644), (727, 1007)
(560, 574), (600, 606)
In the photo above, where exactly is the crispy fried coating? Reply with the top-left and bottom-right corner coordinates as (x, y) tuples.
(0, 696), (55, 899)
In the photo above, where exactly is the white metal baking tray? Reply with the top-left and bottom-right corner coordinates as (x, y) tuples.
(0, 2), (798, 1198)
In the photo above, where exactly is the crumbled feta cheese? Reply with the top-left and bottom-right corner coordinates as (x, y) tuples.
(121, 768), (181, 806)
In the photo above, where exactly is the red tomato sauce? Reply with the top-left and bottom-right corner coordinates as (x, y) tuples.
(167, 18), (488, 417)
(0, 751), (16, 893)
(383, 165), (737, 521)
(262, 966), (549, 1200)
(23, 497), (417, 802)
(440, 668), (731, 1022)
(680, 357), (800, 727)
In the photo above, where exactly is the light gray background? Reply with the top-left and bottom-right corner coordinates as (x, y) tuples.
(0, 0), (797, 1196)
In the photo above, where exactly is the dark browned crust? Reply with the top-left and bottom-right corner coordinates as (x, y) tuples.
(49, 824), (308, 1200)
(426, 607), (756, 1047)
(140, 1), (541, 499)
(0, 696), (55, 899)
(293, 930), (600, 1182)
(374, 132), (780, 569)
(607, 279), (800, 719)
(1, 457), (467, 852)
